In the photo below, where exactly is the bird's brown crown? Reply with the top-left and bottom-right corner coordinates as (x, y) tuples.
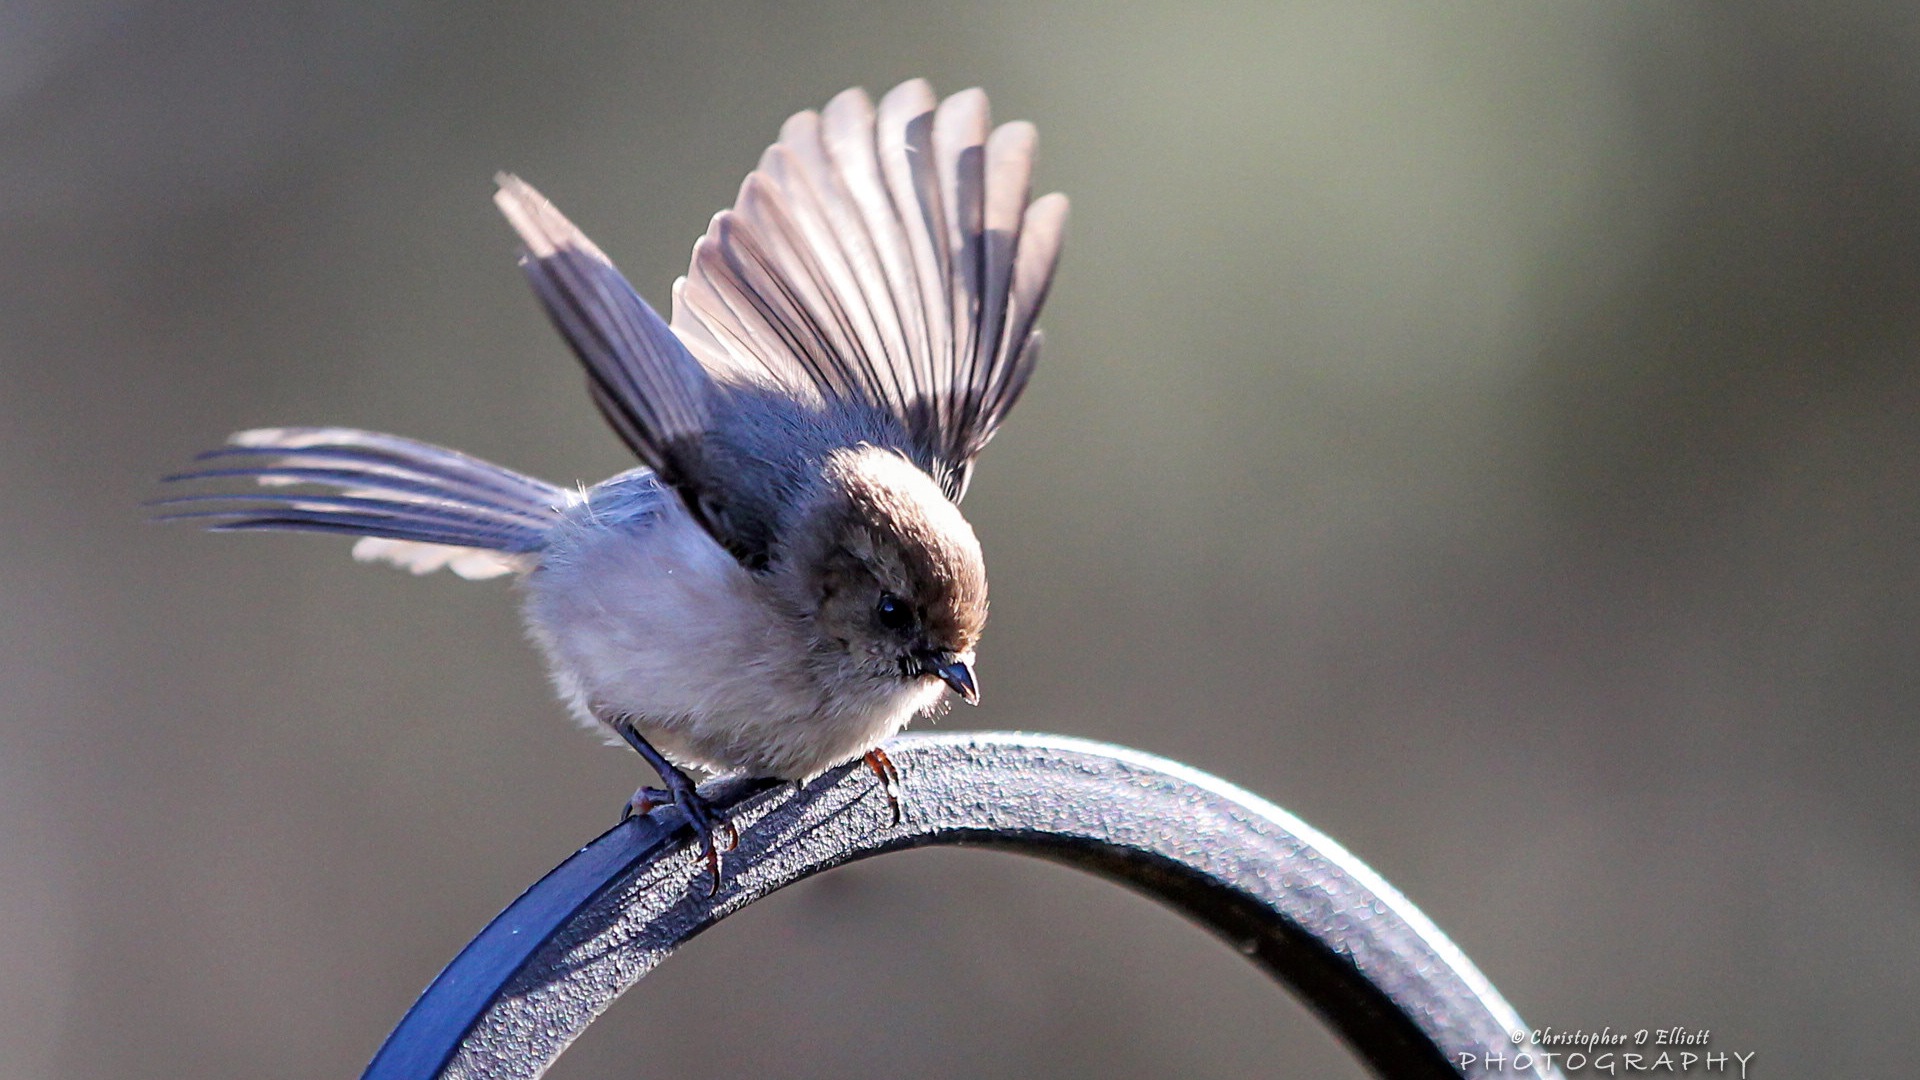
(788, 446), (987, 663)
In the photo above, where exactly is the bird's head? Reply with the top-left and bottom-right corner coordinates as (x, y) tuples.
(782, 445), (986, 705)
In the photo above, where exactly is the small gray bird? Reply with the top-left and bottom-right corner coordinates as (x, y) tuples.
(161, 80), (1068, 885)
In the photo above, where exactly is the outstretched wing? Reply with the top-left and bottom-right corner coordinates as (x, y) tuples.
(494, 174), (746, 551)
(672, 79), (1069, 500)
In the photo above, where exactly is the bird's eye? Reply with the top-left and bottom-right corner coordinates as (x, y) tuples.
(875, 592), (913, 630)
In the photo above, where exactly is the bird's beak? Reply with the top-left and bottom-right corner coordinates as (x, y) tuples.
(923, 655), (980, 705)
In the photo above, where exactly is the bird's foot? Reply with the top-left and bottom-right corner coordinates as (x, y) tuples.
(863, 747), (903, 826)
(611, 721), (739, 895)
(622, 772), (738, 895)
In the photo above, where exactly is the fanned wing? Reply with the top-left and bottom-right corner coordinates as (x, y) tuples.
(672, 80), (1069, 499)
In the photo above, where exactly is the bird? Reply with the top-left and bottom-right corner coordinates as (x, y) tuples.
(158, 79), (1069, 889)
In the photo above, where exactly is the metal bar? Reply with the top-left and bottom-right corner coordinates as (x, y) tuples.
(362, 732), (1558, 1080)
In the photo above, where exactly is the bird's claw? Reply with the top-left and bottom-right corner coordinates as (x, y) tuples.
(681, 792), (739, 896)
(621, 786), (671, 823)
(863, 747), (904, 826)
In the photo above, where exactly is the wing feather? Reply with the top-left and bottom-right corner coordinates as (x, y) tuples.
(933, 88), (989, 447)
(872, 81), (950, 443)
(837, 85), (936, 408)
(769, 112), (914, 406)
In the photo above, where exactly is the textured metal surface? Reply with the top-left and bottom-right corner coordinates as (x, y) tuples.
(362, 732), (1559, 1080)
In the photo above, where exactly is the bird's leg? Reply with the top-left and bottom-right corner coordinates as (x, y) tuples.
(862, 747), (903, 826)
(611, 719), (738, 894)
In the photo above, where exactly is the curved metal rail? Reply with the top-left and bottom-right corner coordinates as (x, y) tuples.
(362, 732), (1558, 1080)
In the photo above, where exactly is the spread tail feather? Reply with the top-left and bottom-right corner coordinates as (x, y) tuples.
(157, 427), (572, 579)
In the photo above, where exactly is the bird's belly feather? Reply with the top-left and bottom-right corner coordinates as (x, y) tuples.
(520, 497), (935, 779)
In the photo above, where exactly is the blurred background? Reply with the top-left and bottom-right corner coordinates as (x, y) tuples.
(2, 2), (1916, 1077)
